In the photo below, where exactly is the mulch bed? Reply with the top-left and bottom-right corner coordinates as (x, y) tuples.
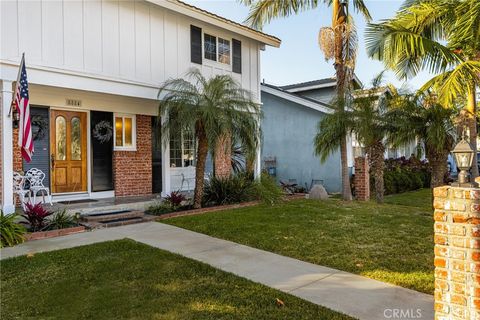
(156, 193), (306, 220)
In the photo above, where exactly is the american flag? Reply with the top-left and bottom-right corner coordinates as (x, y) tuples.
(12, 54), (34, 162)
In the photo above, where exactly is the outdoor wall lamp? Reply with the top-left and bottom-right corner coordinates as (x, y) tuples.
(452, 139), (478, 188)
(12, 107), (20, 129)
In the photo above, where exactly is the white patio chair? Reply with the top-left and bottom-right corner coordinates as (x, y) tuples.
(180, 173), (195, 191)
(25, 168), (53, 205)
(13, 172), (31, 210)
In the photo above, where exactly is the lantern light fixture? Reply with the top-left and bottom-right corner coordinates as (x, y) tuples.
(451, 139), (478, 188)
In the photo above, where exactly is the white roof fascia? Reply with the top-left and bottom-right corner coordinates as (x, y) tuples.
(147, 0), (281, 47)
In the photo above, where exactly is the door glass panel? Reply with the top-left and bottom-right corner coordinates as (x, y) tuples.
(55, 116), (66, 160)
(115, 117), (123, 146)
(124, 117), (132, 147)
(71, 117), (81, 160)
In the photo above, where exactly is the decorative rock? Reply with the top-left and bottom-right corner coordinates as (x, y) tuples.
(309, 184), (328, 200)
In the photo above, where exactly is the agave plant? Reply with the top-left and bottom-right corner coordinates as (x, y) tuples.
(21, 202), (53, 232)
(0, 211), (26, 248)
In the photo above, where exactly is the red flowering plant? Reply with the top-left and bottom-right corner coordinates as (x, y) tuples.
(164, 191), (187, 210)
(21, 202), (53, 232)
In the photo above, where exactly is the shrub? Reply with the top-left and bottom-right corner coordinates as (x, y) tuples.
(203, 173), (255, 206)
(165, 191), (187, 210)
(21, 202), (53, 232)
(253, 173), (283, 205)
(0, 211), (26, 248)
(146, 201), (175, 216)
(48, 210), (77, 230)
(376, 157), (431, 195)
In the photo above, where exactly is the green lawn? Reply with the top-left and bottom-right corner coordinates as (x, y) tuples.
(1, 240), (352, 320)
(165, 189), (434, 294)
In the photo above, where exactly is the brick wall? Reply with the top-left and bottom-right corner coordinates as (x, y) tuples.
(354, 157), (370, 201)
(12, 127), (22, 173)
(113, 115), (152, 197)
(433, 186), (480, 320)
(214, 133), (232, 178)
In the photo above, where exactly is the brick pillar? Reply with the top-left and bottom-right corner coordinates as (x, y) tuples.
(354, 156), (370, 201)
(433, 186), (480, 320)
(214, 133), (231, 178)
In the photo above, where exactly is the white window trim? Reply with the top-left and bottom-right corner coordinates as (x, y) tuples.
(170, 131), (196, 168)
(202, 30), (232, 70)
(114, 113), (137, 151)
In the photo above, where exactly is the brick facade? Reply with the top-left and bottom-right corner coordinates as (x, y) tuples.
(113, 115), (152, 197)
(354, 156), (370, 201)
(214, 133), (232, 178)
(433, 186), (480, 320)
(12, 127), (22, 173)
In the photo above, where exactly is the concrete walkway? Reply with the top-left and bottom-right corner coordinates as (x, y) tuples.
(0, 222), (434, 320)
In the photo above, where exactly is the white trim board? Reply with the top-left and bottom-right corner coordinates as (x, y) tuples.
(261, 85), (333, 115)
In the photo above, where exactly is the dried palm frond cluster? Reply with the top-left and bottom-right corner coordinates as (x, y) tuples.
(318, 21), (358, 71)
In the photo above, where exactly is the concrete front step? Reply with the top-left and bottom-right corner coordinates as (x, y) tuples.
(80, 210), (157, 229)
(81, 210), (144, 222)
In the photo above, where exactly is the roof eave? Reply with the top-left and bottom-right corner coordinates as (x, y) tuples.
(146, 0), (281, 47)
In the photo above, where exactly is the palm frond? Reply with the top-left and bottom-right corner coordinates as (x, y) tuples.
(419, 60), (480, 106)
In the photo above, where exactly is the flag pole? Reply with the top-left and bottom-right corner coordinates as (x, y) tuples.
(8, 53), (25, 118)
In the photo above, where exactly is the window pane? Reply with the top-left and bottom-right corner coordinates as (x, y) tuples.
(204, 34), (216, 61)
(170, 134), (182, 167)
(183, 130), (196, 167)
(55, 116), (66, 160)
(218, 38), (230, 64)
(115, 117), (123, 147)
(71, 117), (81, 160)
(124, 117), (133, 147)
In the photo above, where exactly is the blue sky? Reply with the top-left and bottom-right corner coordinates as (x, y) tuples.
(186, 0), (433, 89)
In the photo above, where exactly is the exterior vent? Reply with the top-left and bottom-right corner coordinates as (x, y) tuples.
(66, 99), (82, 107)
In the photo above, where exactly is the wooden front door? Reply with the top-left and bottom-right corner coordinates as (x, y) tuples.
(50, 110), (87, 193)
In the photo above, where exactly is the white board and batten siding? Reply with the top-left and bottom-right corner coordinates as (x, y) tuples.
(0, 0), (263, 104)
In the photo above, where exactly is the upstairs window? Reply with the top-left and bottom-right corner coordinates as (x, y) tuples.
(204, 33), (231, 65)
(204, 34), (217, 61)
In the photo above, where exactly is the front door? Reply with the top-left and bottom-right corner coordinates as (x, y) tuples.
(50, 110), (87, 193)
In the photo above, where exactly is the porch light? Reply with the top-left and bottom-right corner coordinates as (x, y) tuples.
(12, 107), (20, 129)
(452, 139), (478, 187)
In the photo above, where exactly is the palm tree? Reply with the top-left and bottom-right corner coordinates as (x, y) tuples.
(241, 0), (372, 200)
(365, 0), (480, 177)
(386, 93), (457, 188)
(158, 69), (261, 209)
(314, 73), (391, 203)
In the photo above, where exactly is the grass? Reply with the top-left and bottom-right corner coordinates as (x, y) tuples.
(164, 189), (434, 294)
(384, 188), (432, 209)
(0, 239), (352, 320)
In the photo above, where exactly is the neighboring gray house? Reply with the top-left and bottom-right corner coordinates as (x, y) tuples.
(260, 77), (362, 193)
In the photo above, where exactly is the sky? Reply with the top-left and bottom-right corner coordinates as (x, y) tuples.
(186, 0), (433, 89)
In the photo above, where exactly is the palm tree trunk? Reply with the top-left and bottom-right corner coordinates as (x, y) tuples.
(428, 149), (448, 188)
(193, 125), (208, 209)
(467, 86), (478, 178)
(333, 0), (352, 201)
(370, 141), (385, 203)
(214, 133), (232, 178)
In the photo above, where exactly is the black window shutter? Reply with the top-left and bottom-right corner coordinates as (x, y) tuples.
(232, 39), (242, 74)
(191, 25), (202, 64)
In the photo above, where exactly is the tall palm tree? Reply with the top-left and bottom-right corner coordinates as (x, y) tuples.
(387, 94), (457, 188)
(314, 73), (392, 203)
(241, 0), (372, 200)
(158, 69), (261, 208)
(365, 0), (480, 177)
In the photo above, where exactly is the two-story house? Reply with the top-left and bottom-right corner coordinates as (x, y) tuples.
(0, 0), (280, 213)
